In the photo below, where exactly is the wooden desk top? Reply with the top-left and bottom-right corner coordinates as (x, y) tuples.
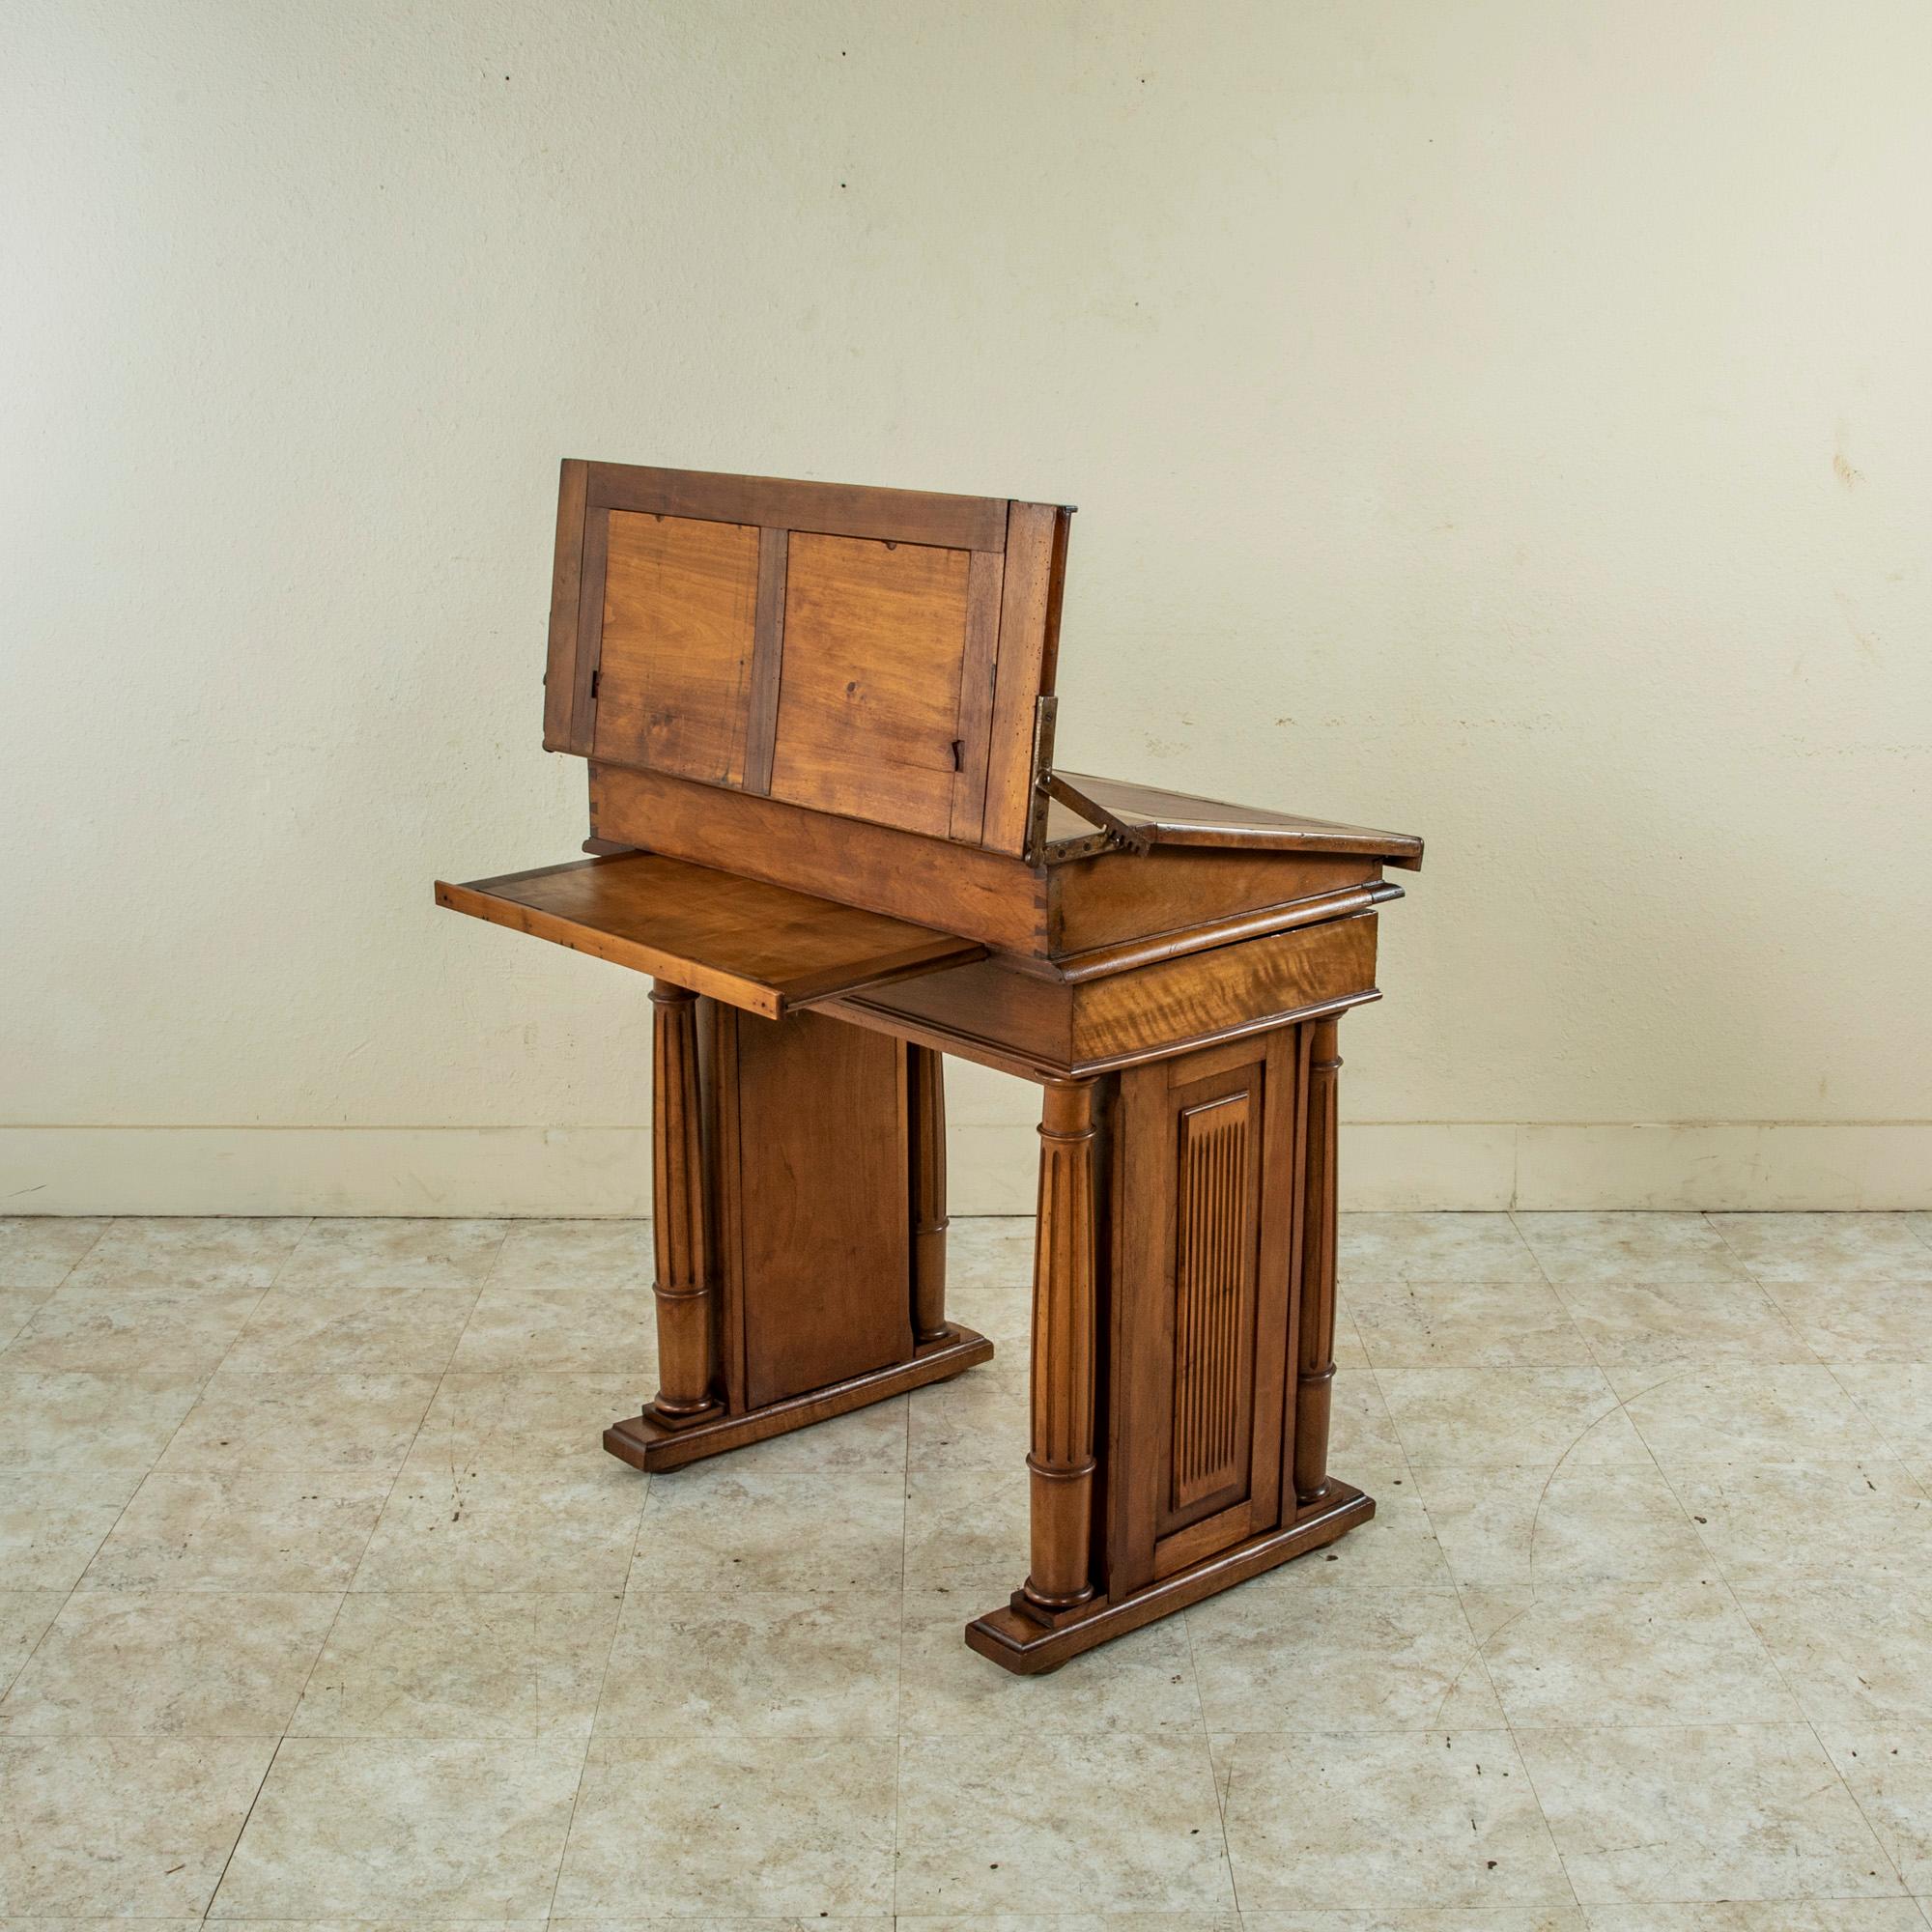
(438, 460), (1424, 1072)
(436, 853), (983, 1021)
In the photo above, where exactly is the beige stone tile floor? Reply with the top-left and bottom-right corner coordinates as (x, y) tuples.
(0, 1208), (1930, 1928)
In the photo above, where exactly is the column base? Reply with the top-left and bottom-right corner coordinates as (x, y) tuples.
(964, 1479), (1376, 1675)
(604, 1322), (993, 1473)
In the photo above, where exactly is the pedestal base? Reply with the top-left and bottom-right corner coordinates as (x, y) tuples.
(964, 1479), (1375, 1674)
(604, 1322), (993, 1473)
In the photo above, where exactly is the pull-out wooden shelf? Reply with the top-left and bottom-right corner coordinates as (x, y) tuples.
(435, 851), (984, 1020)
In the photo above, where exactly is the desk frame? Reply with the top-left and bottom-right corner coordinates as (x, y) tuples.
(441, 458), (1422, 1676)
(601, 926), (1376, 1675)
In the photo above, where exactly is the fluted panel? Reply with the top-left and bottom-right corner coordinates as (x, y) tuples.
(1170, 1094), (1254, 1512)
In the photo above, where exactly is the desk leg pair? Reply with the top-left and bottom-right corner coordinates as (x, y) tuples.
(612, 984), (1373, 1671)
(603, 984), (990, 1473)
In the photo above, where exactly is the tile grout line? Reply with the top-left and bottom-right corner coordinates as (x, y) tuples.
(892, 1381), (910, 1918)
(11, 1212), (1932, 1920)
(1719, 1566), (1918, 1902)
(540, 1443), (649, 1925)
(18, 1229), (304, 1699)
(42, 1218), (312, 1924)
(1596, 1236), (1918, 1904)
(200, 1216), (505, 1924)
(1342, 1287), (1563, 1907)
(1173, 1542), (1238, 1915)
(1430, 1220), (1593, 1919)
(194, 1730), (288, 1924)
(0, 1220), (125, 1703)
(1819, 1356), (1932, 1501)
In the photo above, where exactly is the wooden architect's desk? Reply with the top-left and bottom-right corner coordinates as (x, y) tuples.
(436, 462), (1423, 1672)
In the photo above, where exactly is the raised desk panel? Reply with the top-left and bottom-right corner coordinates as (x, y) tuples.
(549, 463), (1071, 857)
(592, 511), (760, 785)
(768, 531), (981, 838)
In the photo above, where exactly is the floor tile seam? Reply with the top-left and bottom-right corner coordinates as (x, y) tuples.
(1, 1268), (279, 1381)
(1396, 1362), (1650, 1598)
(544, 1405), (651, 1928)
(339, 1342), (469, 1607)
(232, 1356), (466, 1764)
(1607, 1359), (1757, 1615)
(1505, 1208), (1563, 1293)
(1410, 1546), (1530, 1742)
(62, 1345), (232, 1605)
(1177, 1571), (1238, 1916)
(1712, 1212), (1932, 1292)
(1714, 1564), (1851, 1740)
(1488, 1671), (1591, 1923)
(422, 1240), (514, 1375)
(1800, 1712), (1915, 1899)
(1208, 1715), (1889, 1742)
(1206, 1718), (1871, 1742)
(197, 1728), (288, 1924)
(887, 1729), (905, 1918)
(50, 1219), (113, 1285)
(893, 1387), (911, 1748)
(257, 1213), (317, 1291)
(1818, 1361), (1932, 1496)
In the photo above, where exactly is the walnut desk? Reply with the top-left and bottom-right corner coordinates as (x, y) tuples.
(435, 462), (1423, 1673)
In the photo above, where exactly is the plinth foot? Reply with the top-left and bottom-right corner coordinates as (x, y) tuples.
(604, 1322), (993, 1473)
(963, 1479), (1375, 1674)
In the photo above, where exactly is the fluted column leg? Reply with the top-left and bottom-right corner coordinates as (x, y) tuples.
(1022, 1078), (1100, 1614)
(908, 1045), (950, 1344)
(647, 980), (717, 1423)
(1293, 1016), (1342, 1503)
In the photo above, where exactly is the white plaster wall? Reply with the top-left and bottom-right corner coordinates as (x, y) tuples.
(5, 0), (1928, 1212)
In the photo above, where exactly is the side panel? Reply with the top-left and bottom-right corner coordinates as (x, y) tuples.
(1107, 1028), (1301, 1595)
(727, 1009), (914, 1409)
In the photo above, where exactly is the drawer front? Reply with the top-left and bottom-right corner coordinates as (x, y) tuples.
(1073, 912), (1378, 1066)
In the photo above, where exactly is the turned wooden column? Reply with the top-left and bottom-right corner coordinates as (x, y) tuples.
(1022, 1078), (1101, 1614)
(1293, 1016), (1342, 1503)
(908, 1044), (950, 1343)
(647, 980), (718, 1422)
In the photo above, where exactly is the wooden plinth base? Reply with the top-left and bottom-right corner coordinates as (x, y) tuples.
(964, 1480), (1375, 1675)
(604, 1323), (994, 1473)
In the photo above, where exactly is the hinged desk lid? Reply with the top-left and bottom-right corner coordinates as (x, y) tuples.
(436, 853), (984, 1021)
(544, 462), (1072, 860)
(1040, 773), (1426, 869)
